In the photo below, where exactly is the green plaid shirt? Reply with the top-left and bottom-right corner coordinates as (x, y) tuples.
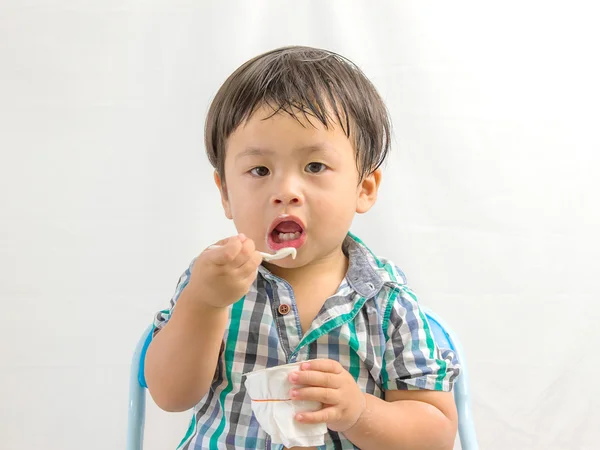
(153, 233), (460, 449)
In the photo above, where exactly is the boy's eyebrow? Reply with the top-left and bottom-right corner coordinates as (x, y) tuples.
(297, 144), (335, 154)
(235, 148), (274, 160)
(235, 144), (335, 160)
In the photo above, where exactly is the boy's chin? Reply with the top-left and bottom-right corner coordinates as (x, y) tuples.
(263, 258), (301, 270)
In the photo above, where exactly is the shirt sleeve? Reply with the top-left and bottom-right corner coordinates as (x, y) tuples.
(152, 258), (196, 335)
(381, 285), (460, 392)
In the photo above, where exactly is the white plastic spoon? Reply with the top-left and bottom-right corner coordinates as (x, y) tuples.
(207, 245), (297, 262)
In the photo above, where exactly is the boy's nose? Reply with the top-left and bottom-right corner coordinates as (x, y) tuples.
(270, 179), (304, 206)
(271, 192), (302, 206)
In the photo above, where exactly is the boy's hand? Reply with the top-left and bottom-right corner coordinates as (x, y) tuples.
(187, 234), (262, 309)
(288, 359), (366, 433)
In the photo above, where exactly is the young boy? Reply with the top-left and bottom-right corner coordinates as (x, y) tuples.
(145, 46), (460, 450)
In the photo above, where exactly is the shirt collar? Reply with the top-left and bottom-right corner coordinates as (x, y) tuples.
(343, 234), (385, 298)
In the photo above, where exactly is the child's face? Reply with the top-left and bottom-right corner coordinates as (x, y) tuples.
(215, 105), (380, 268)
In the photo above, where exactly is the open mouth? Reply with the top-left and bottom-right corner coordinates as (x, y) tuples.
(267, 216), (306, 251)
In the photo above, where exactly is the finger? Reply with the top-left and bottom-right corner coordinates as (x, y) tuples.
(207, 236), (243, 265)
(251, 251), (263, 267)
(232, 238), (256, 268)
(290, 386), (341, 405)
(237, 251), (262, 279)
(295, 406), (341, 425)
(210, 232), (246, 246)
(300, 359), (344, 374)
(289, 369), (342, 389)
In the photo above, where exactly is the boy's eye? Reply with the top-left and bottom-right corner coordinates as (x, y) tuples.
(305, 162), (326, 174)
(250, 166), (270, 177)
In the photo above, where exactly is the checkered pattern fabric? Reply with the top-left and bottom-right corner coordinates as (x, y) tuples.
(153, 233), (460, 449)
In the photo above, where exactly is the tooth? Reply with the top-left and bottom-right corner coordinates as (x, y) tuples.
(276, 232), (301, 242)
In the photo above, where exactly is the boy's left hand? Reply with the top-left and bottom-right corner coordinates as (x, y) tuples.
(288, 359), (366, 433)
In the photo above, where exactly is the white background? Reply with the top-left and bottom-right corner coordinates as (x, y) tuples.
(1, 1), (599, 449)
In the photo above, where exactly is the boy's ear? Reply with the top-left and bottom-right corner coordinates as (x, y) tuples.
(356, 169), (382, 214)
(214, 171), (233, 219)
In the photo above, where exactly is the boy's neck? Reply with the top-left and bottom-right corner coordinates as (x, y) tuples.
(265, 245), (349, 293)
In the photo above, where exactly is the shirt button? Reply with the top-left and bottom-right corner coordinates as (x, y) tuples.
(278, 304), (291, 315)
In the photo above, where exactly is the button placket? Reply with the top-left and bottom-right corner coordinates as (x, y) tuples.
(267, 276), (303, 358)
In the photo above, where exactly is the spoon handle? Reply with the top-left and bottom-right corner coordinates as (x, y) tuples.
(207, 245), (296, 261)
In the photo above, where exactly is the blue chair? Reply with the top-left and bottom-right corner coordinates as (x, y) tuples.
(421, 307), (478, 449)
(127, 310), (477, 449)
(127, 324), (153, 450)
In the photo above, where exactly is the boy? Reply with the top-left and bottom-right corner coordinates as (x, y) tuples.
(145, 46), (460, 450)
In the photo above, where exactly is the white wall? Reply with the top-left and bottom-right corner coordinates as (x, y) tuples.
(1, 1), (598, 449)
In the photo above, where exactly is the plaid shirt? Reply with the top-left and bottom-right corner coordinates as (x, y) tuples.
(153, 233), (460, 449)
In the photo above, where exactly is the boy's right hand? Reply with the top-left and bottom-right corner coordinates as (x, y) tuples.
(186, 233), (262, 309)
